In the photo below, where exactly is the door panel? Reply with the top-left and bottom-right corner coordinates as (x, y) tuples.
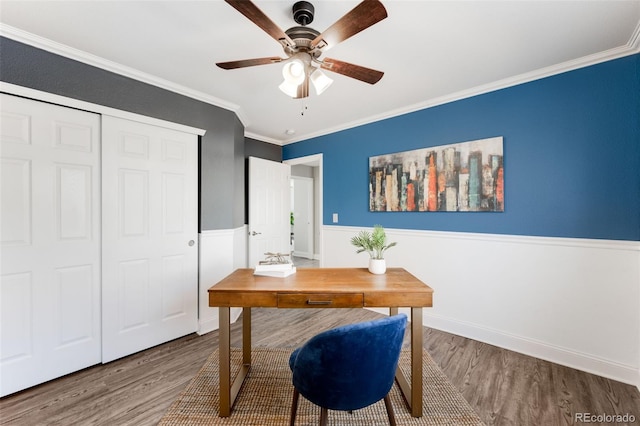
(0, 158), (31, 245)
(101, 116), (198, 363)
(248, 157), (291, 267)
(0, 94), (101, 396)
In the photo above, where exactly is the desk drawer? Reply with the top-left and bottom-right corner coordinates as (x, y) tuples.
(278, 293), (363, 308)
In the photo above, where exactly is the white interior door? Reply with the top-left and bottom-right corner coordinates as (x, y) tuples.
(248, 157), (291, 267)
(101, 115), (198, 363)
(0, 94), (101, 396)
(292, 176), (314, 259)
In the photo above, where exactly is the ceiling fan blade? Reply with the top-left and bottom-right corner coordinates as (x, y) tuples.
(320, 58), (384, 84)
(310, 0), (387, 51)
(216, 57), (284, 70)
(224, 0), (294, 48)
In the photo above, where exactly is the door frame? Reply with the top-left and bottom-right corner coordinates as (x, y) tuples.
(284, 154), (323, 266)
(0, 83), (206, 136)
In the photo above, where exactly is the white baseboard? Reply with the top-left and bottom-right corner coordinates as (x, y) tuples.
(423, 312), (639, 388)
(198, 224), (640, 389)
(197, 317), (218, 336)
(197, 307), (243, 336)
(293, 250), (314, 259)
(322, 225), (640, 388)
(198, 226), (247, 335)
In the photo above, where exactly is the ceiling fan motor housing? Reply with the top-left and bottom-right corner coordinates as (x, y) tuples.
(293, 1), (314, 26)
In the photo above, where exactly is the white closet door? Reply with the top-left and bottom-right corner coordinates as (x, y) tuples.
(101, 115), (198, 362)
(0, 94), (101, 396)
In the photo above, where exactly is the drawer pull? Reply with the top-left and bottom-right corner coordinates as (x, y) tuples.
(306, 300), (333, 305)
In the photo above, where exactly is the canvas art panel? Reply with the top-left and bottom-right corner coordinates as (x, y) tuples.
(369, 137), (504, 212)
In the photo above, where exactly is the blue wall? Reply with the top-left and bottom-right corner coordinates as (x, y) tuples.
(283, 54), (640, 241)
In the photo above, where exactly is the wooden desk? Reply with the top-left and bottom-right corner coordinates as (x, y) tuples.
(208, 267), (433, 417)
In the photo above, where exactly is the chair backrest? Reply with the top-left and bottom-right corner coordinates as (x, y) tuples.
(290, 313), (408, 411)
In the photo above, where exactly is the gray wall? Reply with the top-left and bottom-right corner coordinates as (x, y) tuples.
(245, 137), (281, 162)
(1, 37), (252, 231)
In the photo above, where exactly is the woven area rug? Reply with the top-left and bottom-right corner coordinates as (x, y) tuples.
(159, 348), (485, 425)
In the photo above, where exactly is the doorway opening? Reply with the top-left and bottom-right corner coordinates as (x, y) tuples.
(284, 154), (323, 268)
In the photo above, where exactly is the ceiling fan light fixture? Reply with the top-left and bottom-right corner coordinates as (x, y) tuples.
(310, 68), (333, 95)
(282, 59), (306, 85)
(279, 80), (300, 97)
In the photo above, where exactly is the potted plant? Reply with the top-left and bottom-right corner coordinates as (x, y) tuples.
(350, 225), (397, 274)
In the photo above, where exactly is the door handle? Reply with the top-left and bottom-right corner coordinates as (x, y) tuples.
(188, 240), (195, 246)
(250, 231), (262, 236)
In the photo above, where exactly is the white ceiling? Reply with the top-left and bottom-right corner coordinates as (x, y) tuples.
(1, 1), (639, 145)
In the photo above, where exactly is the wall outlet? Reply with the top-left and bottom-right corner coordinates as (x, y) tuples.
(332, 213), (338, 223)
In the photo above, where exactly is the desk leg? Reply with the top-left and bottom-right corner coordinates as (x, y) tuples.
(390, 307), (423, 418)
(219, 307), (231, 417)
(243, 307), (251, 364)
(410, 307), (423, 417)
(218, 307), (252, 417)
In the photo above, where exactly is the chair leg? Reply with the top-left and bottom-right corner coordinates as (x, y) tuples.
(319, 407), (328, 426)
(290, 389), (300, 426)
(383, 394), (397, 426)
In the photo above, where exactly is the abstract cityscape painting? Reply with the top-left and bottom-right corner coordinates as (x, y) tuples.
(369, 137), (504, 212)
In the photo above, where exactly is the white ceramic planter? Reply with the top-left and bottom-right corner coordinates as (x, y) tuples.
(368, 258), (386, 274)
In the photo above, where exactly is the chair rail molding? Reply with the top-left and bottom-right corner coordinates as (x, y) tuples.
(322, 225), (640, 389)
(198, 226), (246, 335)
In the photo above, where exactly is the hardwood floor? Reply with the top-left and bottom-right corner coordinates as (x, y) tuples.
(1, 308), (638, 426)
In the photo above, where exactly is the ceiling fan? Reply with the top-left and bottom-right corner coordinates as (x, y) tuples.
(216, 0), (388, 99)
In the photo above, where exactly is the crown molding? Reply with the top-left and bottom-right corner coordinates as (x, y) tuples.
(629, 19), (640, 52)
(244, 131), (283, 146)
(282, 34), (640, 145)
(2, 20), (637, 147)
(0, 24), (251, 127)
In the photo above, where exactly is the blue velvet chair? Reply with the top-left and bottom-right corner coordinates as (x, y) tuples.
(288, 314), (408, 426)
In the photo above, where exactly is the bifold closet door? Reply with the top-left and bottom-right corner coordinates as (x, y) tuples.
(0, 94), (101, 396)
(101, 115), (198, 363)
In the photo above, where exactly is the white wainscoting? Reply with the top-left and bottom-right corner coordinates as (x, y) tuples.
(322, 225), (640, 389)
(198, 226), (247, 335)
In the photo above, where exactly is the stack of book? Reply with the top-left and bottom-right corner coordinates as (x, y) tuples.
(253, 262), (296, 277)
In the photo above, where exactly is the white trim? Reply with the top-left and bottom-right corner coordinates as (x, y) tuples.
(197, 226), (247, 335)
(629, 19), (640, 52)
(0, 82), (206, 136)
(322, 225), (640, 387)
(0, 24), (249, 127)
(279, 28), (640, 145)
(638, 247), (640, 391)
(245, 131), (283, 146)
(324, 225), (640, 253)
(200, 228), (236, 237)
(3, 22), (637, 146)
(424, 311), (639, 389)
